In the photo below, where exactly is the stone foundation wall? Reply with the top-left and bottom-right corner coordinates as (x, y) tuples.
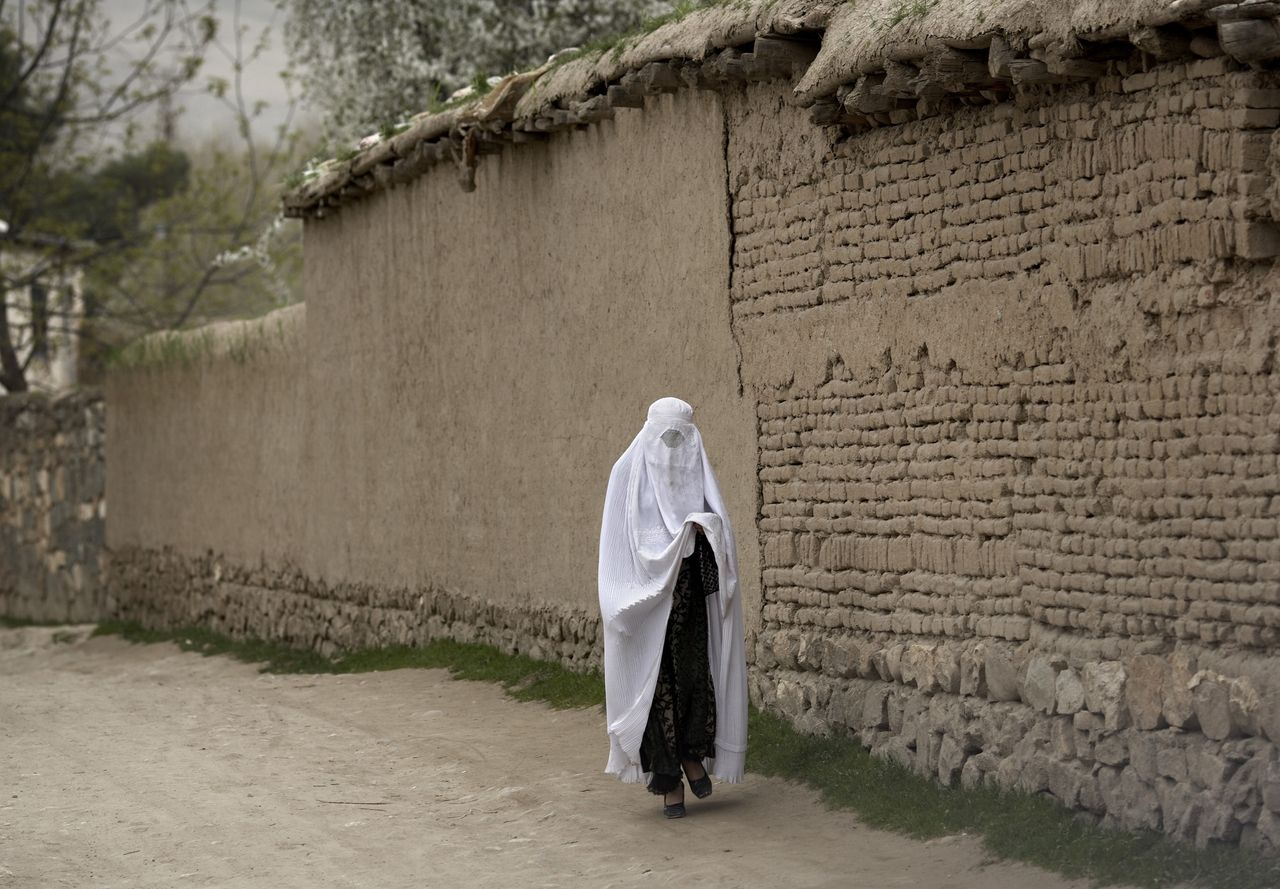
(730, 59), (1280, 851)
(110, 546), (602, 669)
(753, 636), (1280, 849)
(0, 391), (106, 622)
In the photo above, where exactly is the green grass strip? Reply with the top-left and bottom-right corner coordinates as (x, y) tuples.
(91, 620), (604, 709)
(0, 616), (74, 628)
(88, 619), (1280, 888)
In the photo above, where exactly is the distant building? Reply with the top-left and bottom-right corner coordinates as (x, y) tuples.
(0, 221), (85, 394)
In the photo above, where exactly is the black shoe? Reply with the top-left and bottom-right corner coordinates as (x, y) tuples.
(683, 761), (713, 799)
(663, 784), (686, 818)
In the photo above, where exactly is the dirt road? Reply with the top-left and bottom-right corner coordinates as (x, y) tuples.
(0, 627), (1095, 889)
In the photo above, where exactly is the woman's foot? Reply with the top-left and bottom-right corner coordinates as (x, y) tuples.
(663, 783), (686, 819)
(682, 759), (713, 799)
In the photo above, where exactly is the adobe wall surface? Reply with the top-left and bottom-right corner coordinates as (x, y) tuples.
(730, 60), (1280, 850)
(106, 90), (757, 667)
(0, 391), (106, 622)
(297, 88), (757, 619)
(106, 305), (308, 567)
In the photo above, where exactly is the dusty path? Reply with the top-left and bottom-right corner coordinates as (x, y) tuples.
(0, 627), (1100, 889)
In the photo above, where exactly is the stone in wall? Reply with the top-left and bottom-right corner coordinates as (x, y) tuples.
(0, 391), (106, 622)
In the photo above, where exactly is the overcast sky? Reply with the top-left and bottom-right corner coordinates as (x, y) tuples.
(101, 0), (309, 145)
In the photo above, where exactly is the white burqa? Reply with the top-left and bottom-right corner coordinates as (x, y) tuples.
(598, 397), (747, 785)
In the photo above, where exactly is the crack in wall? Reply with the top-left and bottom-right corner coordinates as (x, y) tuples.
(720, 90), (769, 659)
(721, 93), (745, 401)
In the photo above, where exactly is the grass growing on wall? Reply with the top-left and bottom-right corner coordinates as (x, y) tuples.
(551, 0), (757, 68)
(106, 329), (217, 372)
(105, 309), (295, 373)
(295, 0), (771, 182)
(88, 619), (1280, 889)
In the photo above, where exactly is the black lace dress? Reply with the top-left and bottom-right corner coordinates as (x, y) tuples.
(639, 529), (719, 794)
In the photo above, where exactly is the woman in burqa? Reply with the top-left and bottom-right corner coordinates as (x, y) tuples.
(598, 397), (748, 818)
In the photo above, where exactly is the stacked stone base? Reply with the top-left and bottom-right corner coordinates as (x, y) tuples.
(753, 631), (1280, 853)
(0, 392), (106, 623)
(108, 546), (603, 670)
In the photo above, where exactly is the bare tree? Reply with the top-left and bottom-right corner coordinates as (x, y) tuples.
(0, 0), (215, 391)
(1, 0), (305, 392)
(82, 1), (304, 359)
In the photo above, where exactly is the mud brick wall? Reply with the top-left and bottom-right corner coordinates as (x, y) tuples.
(731, 59), (1280, 325)
(730, 58), (1280, 851)
(0, 391), (106, 622)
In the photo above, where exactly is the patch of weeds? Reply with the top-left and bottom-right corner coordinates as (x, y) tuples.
(106, 309), (292, 373)
(425, 86), (448, 114)
(884, 0), (936, 29)
(469, 71), (494, 97)
(436, 92), (480, 113)
(225, 329), (268, 365)
(569, 0), (719, 67)
(106, 329), (215, 372)
(0, 616), (55, 628)
(378, 119), (410, 140)
(335, 640), (604, 709)
(94, 620), (336, 673)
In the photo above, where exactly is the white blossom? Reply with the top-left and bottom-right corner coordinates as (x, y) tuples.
(282, 0), (675, 139)
(211, 215), (294, 307)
